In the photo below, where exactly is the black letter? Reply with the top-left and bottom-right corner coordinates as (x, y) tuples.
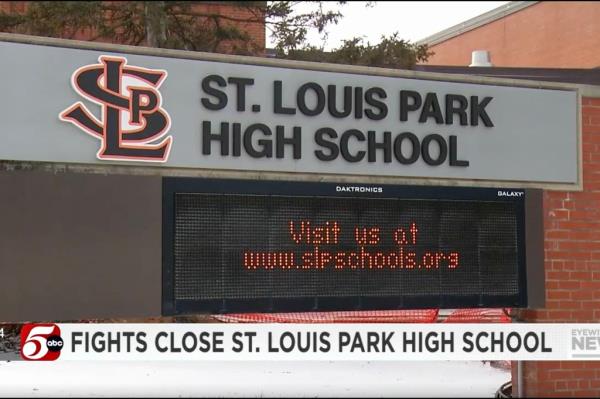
(155, 332), (168, 353)
(320, 332), (331, 352)
(201, 75), (227, 110)
(244, 123), (272, 158)
(298, 83), (326, 116)
(394, 132), (420, 164)
(315, 128), (339, 161)
(274, 81), (296, 115)
(227, 77), (254, 111)
(136, 332), (147, 353)
(232, 332), (243, 353)
(202, 121), (229, 156)
(463, 332), (474, 353)
(354, 87), (363, 119)
(421, 134), (448, 166)
(328, 85), (352, 118)
(130, 88), (158, 124)
(276, 126), (301, 159)
(72, 332), (83, 352)
(419, 93), (444, 124)
(449, 135), (469, 166)
(470, 96), (494, 127)
(340, 129), (366, 162)
(368, 131), (392, 163)
(232, 123), (242, 157)
(445, 94), (468, 126)
(541, 332), (552, 353)
(365, 87), (388, 120)
(400, 90), (421, 121)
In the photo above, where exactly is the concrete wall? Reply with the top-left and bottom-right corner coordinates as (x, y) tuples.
(0, 171), (162, 322)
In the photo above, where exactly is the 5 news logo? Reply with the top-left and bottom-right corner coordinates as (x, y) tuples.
(20, 324), (63, 361)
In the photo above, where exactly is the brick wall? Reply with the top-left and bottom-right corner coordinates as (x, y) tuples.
(201, 2), (265, 52)
(511, 97), (600, 397)
(0, 1), (265, 54)
(173, 2), (266, 54)
(423, 2), (600, 68)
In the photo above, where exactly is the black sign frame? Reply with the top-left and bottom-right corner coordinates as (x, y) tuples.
(162, 178), (527, 315)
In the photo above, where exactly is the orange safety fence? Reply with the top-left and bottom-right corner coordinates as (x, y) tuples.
(214, 308), (511, 323)
(441, 308), (511, 323)
(214, 309), (440, 323)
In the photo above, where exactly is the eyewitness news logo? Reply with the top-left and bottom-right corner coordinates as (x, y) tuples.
(570, 327), (600, 359)
(20, 324), (63, 361)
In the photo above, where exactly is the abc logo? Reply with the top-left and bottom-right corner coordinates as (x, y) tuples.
(20, 324), (63, 361)
(46, 335), (64, 352)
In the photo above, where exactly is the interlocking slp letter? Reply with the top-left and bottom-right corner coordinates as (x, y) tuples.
(60, 55), (172, 162)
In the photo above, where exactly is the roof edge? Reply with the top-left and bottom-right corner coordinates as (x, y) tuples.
(2, 31), (600, 97)
(416, 1), (538, 47)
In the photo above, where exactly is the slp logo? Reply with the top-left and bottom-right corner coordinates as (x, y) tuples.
(20, 324), (63, 361)
(60, 56), (172, 162)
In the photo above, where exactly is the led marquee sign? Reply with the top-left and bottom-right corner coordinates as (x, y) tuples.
(162, 178), (528, 315)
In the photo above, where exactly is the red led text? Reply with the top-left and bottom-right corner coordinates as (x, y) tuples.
(243, 221), (461, 271)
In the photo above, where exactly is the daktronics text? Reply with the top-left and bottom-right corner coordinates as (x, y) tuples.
(336, 185), (383, 193)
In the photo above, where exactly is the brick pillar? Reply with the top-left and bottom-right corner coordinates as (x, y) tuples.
(512, 96), (600, 397)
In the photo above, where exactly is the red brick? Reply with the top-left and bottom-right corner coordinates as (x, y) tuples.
(557, 241), (600, 252)
(548, 300), (581, 310)
(570, 271), (593, 280)
(567, 380), (579, 389)
(579, 379), (591, 389)
(545, 310), (572, 320)
(547, 271), (569, 281)
(582, 125), (600, 135)
(574, 369), (596, 379)
(575, 391), (600, 397)
(591, 380), (600, 389)
(569, 210), (600, 220)
(584, 107), (600, 116)
(549, 209), (570, 220)
(546, 251), (591, 261)
(586, 262), (600, 270)
(571, 310), (595, 321)
(423, 3), (600, 68)
(549, 391), (573, 398)
(546, 280), (581, 292)
(571, 291), (595, 301)
(580, 281), (600, 290)
(583, 98), (600, 107)
(556, 380), (569, 391)
(546, 230), (570, 240)
(547, 291), (571, 300)
(571, 231), (600, 241)
(534, 362), (562, 371)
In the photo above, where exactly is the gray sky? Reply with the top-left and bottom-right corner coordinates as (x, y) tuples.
(267, 1), (510, 49)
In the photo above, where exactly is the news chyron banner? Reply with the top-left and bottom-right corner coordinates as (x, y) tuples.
(2, 324), (600, 361)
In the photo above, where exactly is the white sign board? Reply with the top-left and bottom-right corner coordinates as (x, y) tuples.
(0, 38), (579, 186)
